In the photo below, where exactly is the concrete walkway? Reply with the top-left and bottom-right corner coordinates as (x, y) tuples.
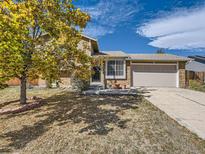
(143, 88), (205, 140)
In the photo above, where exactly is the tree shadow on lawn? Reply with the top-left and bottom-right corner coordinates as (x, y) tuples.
(0, 92), (143, 152)
(0, 100), (20, 109)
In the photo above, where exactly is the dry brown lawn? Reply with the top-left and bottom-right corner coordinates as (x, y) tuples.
(0, 87), (205, 154)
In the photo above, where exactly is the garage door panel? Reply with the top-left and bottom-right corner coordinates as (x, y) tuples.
(134, 65), (177, 73)
(131, 64), (177, 87)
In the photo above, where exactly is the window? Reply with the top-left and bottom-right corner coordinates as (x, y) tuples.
(106, 60), (125, 79)
(107, 61), (115, 76)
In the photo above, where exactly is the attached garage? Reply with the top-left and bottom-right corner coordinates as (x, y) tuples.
(103, 53), (189, 89)
(131, 64), (178, 88)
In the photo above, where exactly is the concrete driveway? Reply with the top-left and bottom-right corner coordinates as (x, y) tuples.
(143, 88), (205, 140)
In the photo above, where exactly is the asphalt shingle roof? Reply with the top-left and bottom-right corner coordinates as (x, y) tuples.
(101, 51), (190, 61)
(186, 61), (205, 72)
(129, 54), (190, 61)
(101, 51), (129, 57)
(188, 56), (205, 64)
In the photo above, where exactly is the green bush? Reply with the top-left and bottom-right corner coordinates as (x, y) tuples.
(189, 80), (205, 92)
(71, 78), (90, 91)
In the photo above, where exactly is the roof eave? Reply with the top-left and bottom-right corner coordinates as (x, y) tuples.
(81, 34), (97, 42)
(126, 58), (190, 62)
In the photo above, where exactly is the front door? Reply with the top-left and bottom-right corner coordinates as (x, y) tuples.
(92, 66), (101, 82)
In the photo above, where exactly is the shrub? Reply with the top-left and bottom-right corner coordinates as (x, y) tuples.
(189, 80), (205, 92)
(71, 78), (90, 91)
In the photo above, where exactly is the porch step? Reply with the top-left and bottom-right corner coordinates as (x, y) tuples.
(83, 89), (137, 96)
(89, 84), (104, 90)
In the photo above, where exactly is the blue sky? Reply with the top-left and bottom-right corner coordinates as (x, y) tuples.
(75, 0), (205, 56)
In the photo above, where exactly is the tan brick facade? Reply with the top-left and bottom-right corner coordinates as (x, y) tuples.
(179, 61), (186, 88)
(77, 39), (93, 56)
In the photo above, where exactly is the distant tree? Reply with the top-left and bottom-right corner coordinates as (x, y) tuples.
(0, 0), (91, 104)
(156, 48), (166, 54)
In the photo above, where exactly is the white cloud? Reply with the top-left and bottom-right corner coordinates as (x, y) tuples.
(84, 25), (114, 37)
(137, 6), (205, 50)
(80, 0), (140, 38)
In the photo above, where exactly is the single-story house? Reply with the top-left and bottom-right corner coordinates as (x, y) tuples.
(186, 56), (205, 83)
(7, 35), (190, 88)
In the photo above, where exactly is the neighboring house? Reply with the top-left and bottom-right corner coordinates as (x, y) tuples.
(186, 56), (205, 83)
(7, 36), (190, 88)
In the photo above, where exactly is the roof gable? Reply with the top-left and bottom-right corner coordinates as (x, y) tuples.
(81, 35), (99, 53)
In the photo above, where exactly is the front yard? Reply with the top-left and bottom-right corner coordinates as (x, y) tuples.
(0, 87), (205, 154)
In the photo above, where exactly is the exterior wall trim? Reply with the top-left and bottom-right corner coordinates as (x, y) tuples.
(105, 59), (126, 79)
(176, 62), (179, 88)
(130, 62), (178, 65)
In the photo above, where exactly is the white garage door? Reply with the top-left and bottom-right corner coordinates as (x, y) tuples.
(131, 64), (177, 87)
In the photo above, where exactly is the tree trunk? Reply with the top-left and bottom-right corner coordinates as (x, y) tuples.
(20, 75), (27, 105)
